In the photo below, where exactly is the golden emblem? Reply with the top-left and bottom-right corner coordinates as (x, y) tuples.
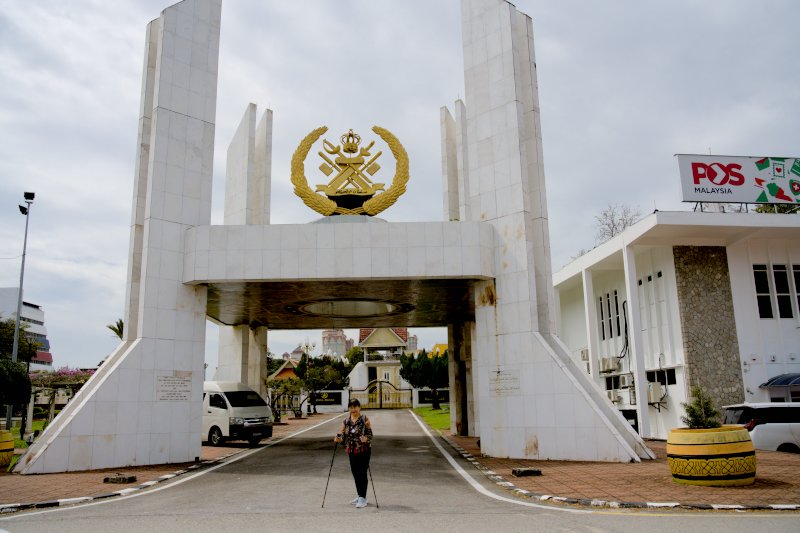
(291, 126), (409, 216)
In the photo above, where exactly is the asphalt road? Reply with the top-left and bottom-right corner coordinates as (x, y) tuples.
(1, 410), (797, 532)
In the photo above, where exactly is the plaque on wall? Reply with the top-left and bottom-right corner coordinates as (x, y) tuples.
(489, 369), (521, 397)
(156, 372), (193, 401)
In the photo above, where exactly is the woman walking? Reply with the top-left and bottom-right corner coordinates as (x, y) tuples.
(334, 399), (373, 508)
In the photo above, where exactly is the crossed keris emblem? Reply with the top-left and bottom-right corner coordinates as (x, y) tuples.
(316, 130), (384, 197)
(291, 126), (409, 216)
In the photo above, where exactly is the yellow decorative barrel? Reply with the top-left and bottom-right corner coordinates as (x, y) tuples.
(667, 425), (756, 486)
(0, 430), (13, 468)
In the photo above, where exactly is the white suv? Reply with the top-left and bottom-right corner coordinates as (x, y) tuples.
(723, 403), (800, 454)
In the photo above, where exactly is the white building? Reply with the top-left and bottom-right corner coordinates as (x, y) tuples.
(0, 287), (53, 371)
(554, 211), (800, 439)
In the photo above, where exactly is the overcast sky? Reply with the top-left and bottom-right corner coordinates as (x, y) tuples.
(0, 0), (798, 374)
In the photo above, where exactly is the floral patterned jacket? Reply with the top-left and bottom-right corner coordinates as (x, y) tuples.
(342, 414), (372, 454)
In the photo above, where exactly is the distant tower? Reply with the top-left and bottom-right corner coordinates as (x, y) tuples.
(321, 328), (350, 356)
(407, 334), (418, 352)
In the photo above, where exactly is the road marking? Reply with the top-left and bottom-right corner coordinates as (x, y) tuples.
(407, 410), (590, 514)
(0, 416), (341, 520)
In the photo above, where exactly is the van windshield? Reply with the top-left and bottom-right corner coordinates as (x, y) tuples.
(224, 391), (267, 407)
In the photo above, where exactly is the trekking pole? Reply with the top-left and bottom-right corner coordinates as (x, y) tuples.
(321, 441), (338, 508)
(368, 466), (379, 508)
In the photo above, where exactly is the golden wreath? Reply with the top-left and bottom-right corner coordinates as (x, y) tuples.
(290, 126), (409, 216)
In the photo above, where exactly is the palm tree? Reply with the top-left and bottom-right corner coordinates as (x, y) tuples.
(106, 318), (123, 340)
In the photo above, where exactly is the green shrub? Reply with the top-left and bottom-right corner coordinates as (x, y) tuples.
(681, 386), (721, 429)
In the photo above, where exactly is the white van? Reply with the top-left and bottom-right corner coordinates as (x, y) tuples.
(203, 381), (273, 446)
(723, 402), (800, 453)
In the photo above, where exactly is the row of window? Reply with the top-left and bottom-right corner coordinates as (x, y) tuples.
(753, 264), (800, 319)
(597, 271), (663, 341)
(21, 316), (44, 326)
(598, 291), (621, 340)
(603, 369), (676, 391)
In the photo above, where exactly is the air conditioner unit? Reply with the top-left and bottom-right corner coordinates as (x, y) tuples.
(580, 349), (589, 361)
(619, 374), (632, 388)
(600, 357), (619, 373)
(606, 389), (621, 403)
(648, 382), (665, 404)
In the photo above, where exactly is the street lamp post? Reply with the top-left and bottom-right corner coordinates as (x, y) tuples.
(5, 192), (35, 431)
(300, 338), (316, 414)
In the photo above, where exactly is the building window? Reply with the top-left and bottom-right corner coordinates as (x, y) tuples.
(605, 375), (621, 391)
(793, 265), (800, 312)
(753, 264), (773, 319)
(613, 290), (621, 338)
(598, 296), (606, 340)
(606, 293), (613, 338)
(772, 265), (794, 318)
(646, 368), (677, 386)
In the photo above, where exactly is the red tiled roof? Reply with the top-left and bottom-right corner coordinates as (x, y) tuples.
(359, 328), (408, 343)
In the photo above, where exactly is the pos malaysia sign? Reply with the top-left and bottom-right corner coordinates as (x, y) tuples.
(677, 154), (800, 204)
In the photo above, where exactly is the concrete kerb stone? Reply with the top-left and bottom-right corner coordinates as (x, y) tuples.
(0, 451), (240, 514)
(439, 434), (800, 512)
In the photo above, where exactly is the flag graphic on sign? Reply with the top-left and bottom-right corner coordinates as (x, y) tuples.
(791, 159), (800, 178)
(790, 179), (800, 196)
(772, 158), (786, 178)
(755, 157), (770, 170)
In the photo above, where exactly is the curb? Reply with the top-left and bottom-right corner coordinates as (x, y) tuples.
(440, 435), (800, 512)
(0, 450), (241, 515)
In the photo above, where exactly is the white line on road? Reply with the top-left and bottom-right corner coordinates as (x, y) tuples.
(407, 410), (590, 514)
(0, 416), (342, 520)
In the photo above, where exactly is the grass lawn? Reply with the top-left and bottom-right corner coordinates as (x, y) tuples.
(412, 406), (451, 432)
(9, 419), (45, 448)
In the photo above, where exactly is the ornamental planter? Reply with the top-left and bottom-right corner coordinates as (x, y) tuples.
(0, 430), (13, 468)
(666, 425), (756, 486)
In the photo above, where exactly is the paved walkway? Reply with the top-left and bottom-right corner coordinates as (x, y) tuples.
(0, 413), (340, 507)
(446, 434), (800, 508)
(2, 413), (799, 511)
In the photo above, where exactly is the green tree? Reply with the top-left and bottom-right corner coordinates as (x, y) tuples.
(106, 318), (124, 340)
(0, 359), (31, 408)
(754, 203), (798, 214)
(344, 346), (364, 367)
(681, 386), (722, 429)
(297, 353), (350, 413)
(265, 351), (283, 377)
(0, 317), (38, 418)
(265, 377), (303, 422)
(400, 349), (449, 409)
(0, 317), (39, 363)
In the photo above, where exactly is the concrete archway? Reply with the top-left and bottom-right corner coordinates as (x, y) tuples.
(17, 0), (652, 474)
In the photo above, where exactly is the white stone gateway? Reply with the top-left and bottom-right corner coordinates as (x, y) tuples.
(17, 0), (652, 474)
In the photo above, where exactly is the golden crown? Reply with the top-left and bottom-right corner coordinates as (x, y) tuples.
(341, 129), (361, 153)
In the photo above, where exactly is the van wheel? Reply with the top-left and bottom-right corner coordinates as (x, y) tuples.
(208, 427), (224, 447)
(777, 443), (800, 454)
(248, 436), (262, 446)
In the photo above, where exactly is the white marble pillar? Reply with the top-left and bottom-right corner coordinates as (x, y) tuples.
(582, 269), (601, 380)
(623, 245), (651, 436)
(217, 103), (273, 396)
(17, 0), (221, 473)
(449, 0), (652, 461)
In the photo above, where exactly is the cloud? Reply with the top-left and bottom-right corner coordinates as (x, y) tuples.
(1, 0), (797, 369)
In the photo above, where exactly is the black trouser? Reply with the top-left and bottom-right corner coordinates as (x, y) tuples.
(348, 448), (371, 498)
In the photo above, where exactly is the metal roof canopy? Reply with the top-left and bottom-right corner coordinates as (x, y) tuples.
(760, 373), (800, 388)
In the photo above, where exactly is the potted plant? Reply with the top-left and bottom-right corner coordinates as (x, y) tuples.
(666, 386), (756, 486)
